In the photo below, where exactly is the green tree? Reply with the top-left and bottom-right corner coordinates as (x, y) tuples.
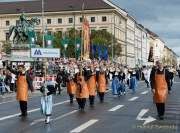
(2, 41), (11, 54)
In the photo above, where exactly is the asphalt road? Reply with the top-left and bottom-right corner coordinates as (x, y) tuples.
(0, 78), (179, 133)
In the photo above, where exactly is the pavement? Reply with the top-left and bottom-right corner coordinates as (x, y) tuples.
(0, 78), (180, 133)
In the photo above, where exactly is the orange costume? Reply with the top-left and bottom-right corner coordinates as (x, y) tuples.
(154, 71), (168, 103)
(98, 73), (106, 93)
(16, 75), (28, 101)
(76, 76), (89, 99)
(87, 74), (96, 96)
(67, 79), (77, 95)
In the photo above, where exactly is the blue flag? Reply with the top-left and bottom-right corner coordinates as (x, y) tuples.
(104, 46), (108, 61)
(98, 45), (102, 60)
(93, 45), (96, 58)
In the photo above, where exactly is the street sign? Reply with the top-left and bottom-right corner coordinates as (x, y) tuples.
(31, 48), (60, 58)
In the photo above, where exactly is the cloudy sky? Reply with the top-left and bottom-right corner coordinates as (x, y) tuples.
(1, 0), (179, 55)
(112, 0), (180, 55)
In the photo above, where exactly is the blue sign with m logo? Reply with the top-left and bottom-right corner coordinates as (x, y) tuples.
(34, 49), (42, 55)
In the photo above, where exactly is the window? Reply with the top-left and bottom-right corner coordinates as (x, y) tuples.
(102, 29), (107, 32)
(91, 17), (95, 22)
(16, 20), (19, 25)
(6, 20), (10, 26)
(58, 18), (62, 24)
(102, 16), (107, 22)
(80, 17), (82, 23)
(6, 32), (9, 41)
(47, 19), (51, 24)
(69, 18), (73, 23)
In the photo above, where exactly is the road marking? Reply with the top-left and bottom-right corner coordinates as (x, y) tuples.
(136, 109), (156, 125)
(70, 119), (99, 133)
(141, 91), (149, 95)
(128, 97), (139, 101)
(0, 100), (70, 121)
(30, 110), (78, 126)
(108, 105), (124, 112)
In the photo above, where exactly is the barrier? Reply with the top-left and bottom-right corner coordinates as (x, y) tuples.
(33, 75), (56, 90)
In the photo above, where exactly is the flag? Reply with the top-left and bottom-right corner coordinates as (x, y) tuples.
(45, 34), (54, 48)
(98, 45), (102, 60)
(103, 46), (108, 61)
(28, 31), (36, 48)
(76, 37), (81, 59)
(82, 17), (90, 59)
(61, 37), (69, 49)
(92, 45), (97, 59)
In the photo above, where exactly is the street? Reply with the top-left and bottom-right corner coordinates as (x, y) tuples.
(0, 79), (179, 133)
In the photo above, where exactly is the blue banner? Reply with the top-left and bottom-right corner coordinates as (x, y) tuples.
(103, 46), (108, 61)
(98, 45), (102, 60)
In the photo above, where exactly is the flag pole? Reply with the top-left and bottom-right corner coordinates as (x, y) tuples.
(80, 0), (85, 76)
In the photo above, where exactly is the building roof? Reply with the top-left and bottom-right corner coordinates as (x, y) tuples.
(0, 0), (115, 15)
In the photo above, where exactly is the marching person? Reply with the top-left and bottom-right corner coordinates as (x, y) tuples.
(143, 66), (151, 88)
(112, 67), (120, 96)
(40, 79), (56, 124)
(75, 74), (89, 111)
(87, 65), (96, 107)
(67, 70), (77, 104)
(7, 65), (34, 117)
(150, 60), (170, 120)
(97, 66), (106, 102)
(129, 69), (137, 94)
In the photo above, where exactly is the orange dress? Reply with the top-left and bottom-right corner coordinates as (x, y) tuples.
(98, 73), (106, 93)
(87, 74), (96, 96)
(16, 75), (28, 101)
(67, 79), (77, 95)
(154, 72), (168, 103)
(76, 76), (89, 99)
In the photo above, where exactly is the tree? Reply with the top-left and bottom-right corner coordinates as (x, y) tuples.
(2, 41), (11, 54)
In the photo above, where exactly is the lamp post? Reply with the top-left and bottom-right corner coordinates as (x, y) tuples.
(42, 0), (45, 48)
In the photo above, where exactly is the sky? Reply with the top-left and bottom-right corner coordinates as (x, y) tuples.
(0, 0), (179, 55)
(112, 0), (180, 55)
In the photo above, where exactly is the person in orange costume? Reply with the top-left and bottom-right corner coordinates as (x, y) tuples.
(76, 75), (89, 111)
(67, 74), (77, 104)
(8, 65), (34, 117)
(97, 67), (106, 103)
(87, 65), (96, 107)
(150, 60), (170, 120)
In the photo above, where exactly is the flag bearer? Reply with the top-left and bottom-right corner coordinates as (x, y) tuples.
(76, 75), (89, 111)
(87, 65), (96, 107)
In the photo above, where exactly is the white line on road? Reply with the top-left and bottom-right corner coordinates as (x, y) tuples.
(128, 97), (139, 101)
(70, 119), (99, 133)
(141, 91), (149, 95)
(108, 105), (124, 112)
(0, 100), (70, 121)
(30, 110), (78, 126)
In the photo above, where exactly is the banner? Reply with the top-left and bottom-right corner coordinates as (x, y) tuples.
(103, 46), (108, 61)
(93, 45), (97, 58)
(28, 31), (36, 47)
(31, 48), (60, 58)
(98, 45), (102, 60)
(82, 17), (90, 59)
(45, 34), (54, 48)
(148, 46), (154, 62)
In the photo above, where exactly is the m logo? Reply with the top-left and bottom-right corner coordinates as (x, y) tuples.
(34, 49), (42, 55)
